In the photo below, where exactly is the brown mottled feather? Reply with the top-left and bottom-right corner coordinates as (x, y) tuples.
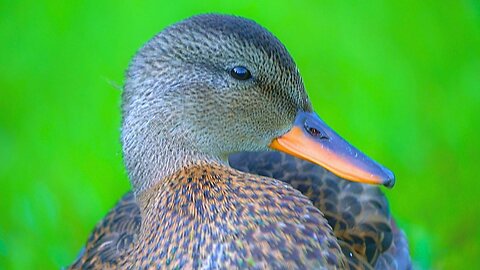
(70, 192), (140, 269)
(70, 152), (410, 269)
(71, 162), (347, 269)
(230, 151), (411, 270)
(375, 220), (412, 270)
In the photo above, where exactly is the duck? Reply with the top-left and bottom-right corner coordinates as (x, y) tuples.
(69, 14), (411, 269)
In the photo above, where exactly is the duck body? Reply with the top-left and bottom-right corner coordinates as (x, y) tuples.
(75, 162), (345, 269)
(71, 153), (410, 269)
(230, 152), (411, 269)
(127, 163), (344, 269)
(70, 14), (410, 269)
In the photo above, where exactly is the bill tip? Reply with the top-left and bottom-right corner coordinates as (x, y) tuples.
(382, 169), (396, 188)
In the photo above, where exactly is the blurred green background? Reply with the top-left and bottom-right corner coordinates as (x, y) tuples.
(1, 0), (479, 269)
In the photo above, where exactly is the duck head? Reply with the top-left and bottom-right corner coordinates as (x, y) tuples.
(122, 14), (394, 193)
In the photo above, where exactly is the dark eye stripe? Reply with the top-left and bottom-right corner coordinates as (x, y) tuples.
(230, 66), (252, 80)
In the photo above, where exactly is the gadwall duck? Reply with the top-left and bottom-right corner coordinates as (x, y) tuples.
(70, 14), (410, 269)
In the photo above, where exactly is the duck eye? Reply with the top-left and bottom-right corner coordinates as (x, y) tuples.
(230, 66), (252, 80)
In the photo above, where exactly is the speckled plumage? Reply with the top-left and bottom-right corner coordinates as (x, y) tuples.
(70, 153), (410, 269)
(70, 14), (410, 269)
(230, 152), (411, 269)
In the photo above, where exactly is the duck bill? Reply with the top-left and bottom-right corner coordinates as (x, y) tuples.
(269, 112), (395, 188)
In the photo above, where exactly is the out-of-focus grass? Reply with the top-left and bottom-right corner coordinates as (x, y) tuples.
(0, 1), (479, 269)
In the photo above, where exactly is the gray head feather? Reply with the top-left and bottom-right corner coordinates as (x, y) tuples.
(121, 14), (312, 194)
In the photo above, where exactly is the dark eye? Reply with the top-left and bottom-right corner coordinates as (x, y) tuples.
(230, 66), (252, 80)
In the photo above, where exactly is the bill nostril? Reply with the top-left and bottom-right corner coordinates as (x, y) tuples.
(304, 123), (329, 140)
(308, 127), (321, 136)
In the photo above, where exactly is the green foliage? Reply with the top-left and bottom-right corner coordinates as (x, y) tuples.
(1, 0), (479, 269)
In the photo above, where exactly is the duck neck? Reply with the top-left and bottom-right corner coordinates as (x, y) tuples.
(122, 127), (226, 195)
